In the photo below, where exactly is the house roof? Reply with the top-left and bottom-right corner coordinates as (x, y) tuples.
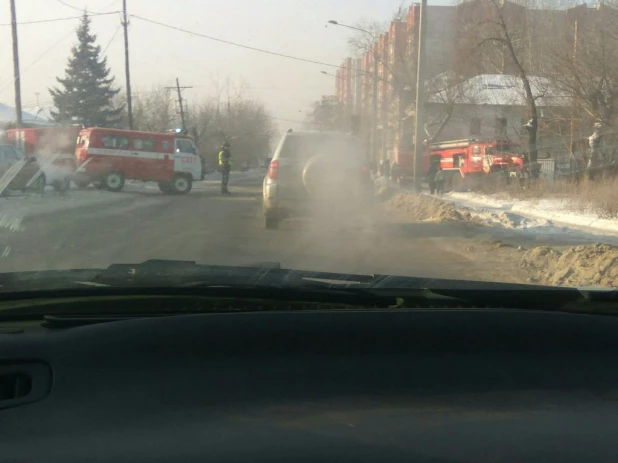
(428, 74), (570, 108)
(0, 103), (55, 125)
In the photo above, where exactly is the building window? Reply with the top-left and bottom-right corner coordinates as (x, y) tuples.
(469, 118), (481, 135)
(133, 138), (156, 150)
(495, 118), (507, 137)
(101, 134), (129, 149)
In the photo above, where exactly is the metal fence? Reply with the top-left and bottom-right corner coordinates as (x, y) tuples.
(538, 158), (556, 184)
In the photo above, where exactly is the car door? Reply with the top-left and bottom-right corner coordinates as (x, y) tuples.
(0, 147), (11, 175)
(174, 139), (200, 180)
(0, 146), (32, 190)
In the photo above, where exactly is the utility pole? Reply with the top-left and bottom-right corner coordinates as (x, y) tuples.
(166, 78), (192, 132)
(371, 47), (379, 165)
(412, 0), (428, 192)
(122, 0), (133, 129)
(569, 20), (578, 156)
(10, 0), (23, 128)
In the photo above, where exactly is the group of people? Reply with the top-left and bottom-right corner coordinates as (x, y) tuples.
(378, 157), (445, 195)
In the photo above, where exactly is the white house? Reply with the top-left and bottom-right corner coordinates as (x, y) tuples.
(426, 74), (571, 157)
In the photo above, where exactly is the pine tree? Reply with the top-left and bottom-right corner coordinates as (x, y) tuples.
(49, 12), (123, 127)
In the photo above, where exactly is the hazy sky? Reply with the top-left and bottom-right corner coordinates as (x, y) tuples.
(1, 0), (450, 133)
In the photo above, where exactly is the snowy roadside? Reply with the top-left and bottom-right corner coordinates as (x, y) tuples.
(375, 177), (571, 234)
(379, 186), (618, 288)
(443, 191), (618, 236)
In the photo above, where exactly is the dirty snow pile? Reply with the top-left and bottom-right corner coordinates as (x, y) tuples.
(384, 191), (556, 231)
(521, 243), (618, 288)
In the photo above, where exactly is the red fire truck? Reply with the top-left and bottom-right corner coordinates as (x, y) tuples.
(394, 139), (524, 191)
(73, 128), (203, 194)
(5, 126), (81, 190)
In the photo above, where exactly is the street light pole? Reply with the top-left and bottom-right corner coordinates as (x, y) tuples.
(412, 0), (428, 192)
(372, 48), (378, 165)
(328, 20), (379, 164)
(10, 0), (22, 129)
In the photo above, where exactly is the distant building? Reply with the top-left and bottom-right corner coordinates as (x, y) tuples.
(0, 103), (54, 127)
(426, 74), (571, 156)
(333, 0), (595, 161)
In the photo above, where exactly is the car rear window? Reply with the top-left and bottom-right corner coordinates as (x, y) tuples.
(278, 134), (364, 160)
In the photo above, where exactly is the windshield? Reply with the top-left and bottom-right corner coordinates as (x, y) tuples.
(485, 144), (521, 156)
(1, 0), (617, 295)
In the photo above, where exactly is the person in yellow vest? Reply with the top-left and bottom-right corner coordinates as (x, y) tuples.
(218, 142), (232, 195)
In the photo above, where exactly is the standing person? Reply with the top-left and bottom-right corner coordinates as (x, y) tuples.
(426, 158), (439, 194)
(390, 161), (401, 185)
(218, 142), (232, 195)
(381, 158), (391, 180)
(434, 162), (445, 196)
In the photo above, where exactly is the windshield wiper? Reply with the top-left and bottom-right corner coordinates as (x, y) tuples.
(0, 259), (587, 313)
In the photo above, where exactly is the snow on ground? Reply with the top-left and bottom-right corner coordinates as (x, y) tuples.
(378, 184), (618, 288)
(445, 191), (618, 235)
(377, 177), (570, 234)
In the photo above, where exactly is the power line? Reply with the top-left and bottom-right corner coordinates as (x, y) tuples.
(54, 0), (119, 15)
(54, 0), (87, 13)
(0, 11), (121, 27)
(130, 14), (342, 70)
(103, 24), (122, 54)
(0, 29), (74, 94)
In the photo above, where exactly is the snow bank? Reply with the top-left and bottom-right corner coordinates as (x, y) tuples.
(446, 192), (618, 235)
(384, 190), (567, 233)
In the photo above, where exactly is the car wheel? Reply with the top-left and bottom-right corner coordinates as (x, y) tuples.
(158, 182), (172, 194)
(104, 171), (125, 192)
(264, 215), (280, 230)
(169, 175), (192, 194)
(53, 178), (71, 193)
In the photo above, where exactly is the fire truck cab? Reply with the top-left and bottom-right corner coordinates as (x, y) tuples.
(73, 128), (202, 194)
(424, 139), (523, 191)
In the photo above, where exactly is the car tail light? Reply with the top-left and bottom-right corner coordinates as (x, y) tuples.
(267, 160), (279, 180)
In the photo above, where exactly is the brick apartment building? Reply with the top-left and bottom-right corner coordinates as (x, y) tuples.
(334, 0), (595, 163)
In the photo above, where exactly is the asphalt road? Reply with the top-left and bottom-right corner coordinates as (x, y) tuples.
(0, 170), (612, 283)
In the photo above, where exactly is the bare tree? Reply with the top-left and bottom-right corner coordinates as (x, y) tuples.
(132, 80), (275, 168)
(461, 0), (541, 166)
(304, 96), (343, 131)
(423, 71), (468, 141)
(131, 89), (175, 132)
(551, 2), (618, 166)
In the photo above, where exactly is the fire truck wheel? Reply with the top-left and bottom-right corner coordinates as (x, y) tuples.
(158, 182), (172, 194)
(104, 172), (125, 192)
(170, 175), (192, 194)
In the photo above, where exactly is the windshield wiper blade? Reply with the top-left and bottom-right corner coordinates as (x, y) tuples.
(0, 260), (589, 313)
(0, 268), (105, 292)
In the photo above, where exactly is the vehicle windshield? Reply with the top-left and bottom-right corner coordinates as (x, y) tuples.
(1, 0), (617, 294)
(485, 144), (521, 156)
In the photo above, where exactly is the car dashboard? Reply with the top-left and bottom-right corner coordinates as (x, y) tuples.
(2, 307), (618, 462)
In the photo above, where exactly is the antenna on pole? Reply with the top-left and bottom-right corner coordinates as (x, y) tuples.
(165, 78), (192, 132)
